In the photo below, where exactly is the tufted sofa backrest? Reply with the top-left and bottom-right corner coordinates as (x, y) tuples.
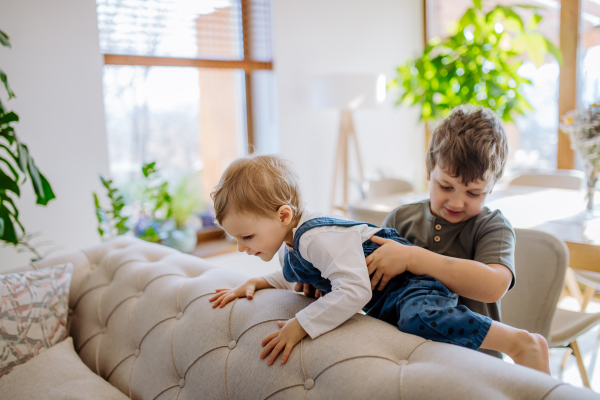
(19, 237), (596, 400)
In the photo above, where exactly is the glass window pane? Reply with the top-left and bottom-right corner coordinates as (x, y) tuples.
(97, 0), (244, 59)
(579, 0), (600, 107)
(102, 66), (246, 202)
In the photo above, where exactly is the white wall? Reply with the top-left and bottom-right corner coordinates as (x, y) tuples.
(0, 0), (109, 270)
(272, 0), (426, 212)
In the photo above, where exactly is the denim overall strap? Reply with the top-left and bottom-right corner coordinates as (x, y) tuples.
(282, 217), (379, 294)
(292, 217), (378, 250)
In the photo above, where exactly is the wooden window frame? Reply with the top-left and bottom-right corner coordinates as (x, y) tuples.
(422, 0), (582, 170)
(102, 0), (273, 153)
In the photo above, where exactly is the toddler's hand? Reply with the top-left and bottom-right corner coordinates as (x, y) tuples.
(260, 318), (307, 365)
(293, 283), (322, 298)
(365, 235), (413, 291)
(209, 279), (259, 308)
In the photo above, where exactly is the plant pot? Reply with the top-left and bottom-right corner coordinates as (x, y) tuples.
(162, 225), (198, 253)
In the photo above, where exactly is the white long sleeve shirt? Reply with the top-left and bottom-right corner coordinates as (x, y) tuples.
(262, 211), (382, 339)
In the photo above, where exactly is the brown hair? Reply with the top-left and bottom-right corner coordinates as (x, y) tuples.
(426, 105), (508, 184)
(210, 155), (304, 224)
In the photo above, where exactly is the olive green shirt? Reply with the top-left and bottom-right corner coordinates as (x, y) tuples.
(383, 200), (516, 357)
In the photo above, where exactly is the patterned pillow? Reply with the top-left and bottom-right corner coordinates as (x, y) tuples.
(0, 263), (73, 377)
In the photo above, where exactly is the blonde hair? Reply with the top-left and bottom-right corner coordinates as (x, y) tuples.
(426, 105), (508, 184)
(210, 155), (305, 224)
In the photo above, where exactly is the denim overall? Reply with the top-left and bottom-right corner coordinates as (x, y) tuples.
(283, 217), (492, 350)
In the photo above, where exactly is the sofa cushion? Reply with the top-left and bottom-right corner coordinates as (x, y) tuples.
(0, 263), (73, 377)
(0, 336), (129, 399)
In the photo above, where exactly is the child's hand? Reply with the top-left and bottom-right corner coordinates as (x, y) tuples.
(293, 283), (322, 298)
(209, 278), (260, 308)
(260, 318), (307, 365)
(365, 235), (413, 291)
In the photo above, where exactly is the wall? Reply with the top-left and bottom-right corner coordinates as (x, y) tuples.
(272, 0), (425, 212)
(0, 0), (109, 270)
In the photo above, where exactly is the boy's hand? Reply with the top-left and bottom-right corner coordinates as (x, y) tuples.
(260, 318), (307, 365)
(209, 278), (263, 308)
(365, 235), (413, 291)
(294, 283), (322, 298)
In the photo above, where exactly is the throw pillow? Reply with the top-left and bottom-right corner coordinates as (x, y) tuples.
(0, 263), (73, 377)
(0, 337), (129, 399)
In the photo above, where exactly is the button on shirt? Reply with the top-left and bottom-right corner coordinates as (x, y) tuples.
(262, 211), (381, 339)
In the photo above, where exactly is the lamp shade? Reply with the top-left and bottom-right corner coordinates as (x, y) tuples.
(310, 74), (386, 110)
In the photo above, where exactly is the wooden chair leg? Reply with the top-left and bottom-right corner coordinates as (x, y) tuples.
(571, 341), (591, 388)
(561, 347), (572, 370)
(581, 285), (596, 312)
(565, 268), (584, 305)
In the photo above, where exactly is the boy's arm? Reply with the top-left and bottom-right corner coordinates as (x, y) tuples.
(367, 236), (512, 303)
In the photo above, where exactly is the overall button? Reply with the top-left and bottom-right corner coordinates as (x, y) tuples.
(176, 312), (183, 320)
(304, 379), (315, 390)
(434, 236), (441, 243)
(179, 378), (185, 388)
(398, 360), (409, 366)
(229, 340), (237, 349)
(435, 224), (442, 231)
(134, 349), (140, 357)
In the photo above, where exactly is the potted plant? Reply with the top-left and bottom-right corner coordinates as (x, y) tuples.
(160, 175), (202, 253)
(390, 0), (561, 130)
(0, 29), (56, 261)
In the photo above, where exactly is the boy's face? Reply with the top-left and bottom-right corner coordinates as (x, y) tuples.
(220, 207), (293, 262)
(427, 165), (494, 223)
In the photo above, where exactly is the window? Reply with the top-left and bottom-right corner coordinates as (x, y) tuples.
(96, 0), (277, 198)
(579, 0), (600, 108)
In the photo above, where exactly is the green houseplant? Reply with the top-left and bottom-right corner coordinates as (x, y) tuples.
(0, 29), (55, 261)
(94, 162), (201, 253)
(390, 0), (562, 124)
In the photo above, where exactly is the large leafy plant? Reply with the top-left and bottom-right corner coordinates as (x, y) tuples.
(0, 29), (55, 259)
(390, 0), (562, 123)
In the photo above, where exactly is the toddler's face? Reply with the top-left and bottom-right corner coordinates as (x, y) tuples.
(220, 210), (290, 262)
(427, 165), (494, 223)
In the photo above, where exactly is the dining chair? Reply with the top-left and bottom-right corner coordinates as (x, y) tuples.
(365, 178), (413, 199)
(508, 169), (595, 315)
(508, 169), (584, 191)
(501, 229), (600, 387)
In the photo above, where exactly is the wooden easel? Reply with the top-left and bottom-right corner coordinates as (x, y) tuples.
(330, 109), (364, 214)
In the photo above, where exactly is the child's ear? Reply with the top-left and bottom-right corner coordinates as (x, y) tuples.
(277, 205), (294, 225)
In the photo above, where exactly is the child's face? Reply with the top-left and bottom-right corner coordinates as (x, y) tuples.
(427, 165), (494, 223)
(220, 207), (293, 262)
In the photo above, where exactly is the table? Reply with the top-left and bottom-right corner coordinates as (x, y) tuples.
(349, 186), (600, 274)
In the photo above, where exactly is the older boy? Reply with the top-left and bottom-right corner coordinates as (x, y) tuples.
(365, 105), (516, 359)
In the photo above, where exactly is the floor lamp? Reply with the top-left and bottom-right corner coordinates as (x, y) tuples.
(310, 74), (386, 214)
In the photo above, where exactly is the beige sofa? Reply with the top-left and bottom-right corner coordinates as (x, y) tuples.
(2, 236), (599, 399)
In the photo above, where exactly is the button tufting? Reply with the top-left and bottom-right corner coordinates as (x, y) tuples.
(304, 379), (315, 390)
(228, 340), (237, 350)
(176, 312), (183, 320)
(398, 360), (409, 366)
(179, 378), (185, 388)
(134, 349), (140, 357)
(137, 292), (143, 298)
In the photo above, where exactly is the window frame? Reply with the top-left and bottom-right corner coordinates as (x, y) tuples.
(101, 0), (273, 154)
